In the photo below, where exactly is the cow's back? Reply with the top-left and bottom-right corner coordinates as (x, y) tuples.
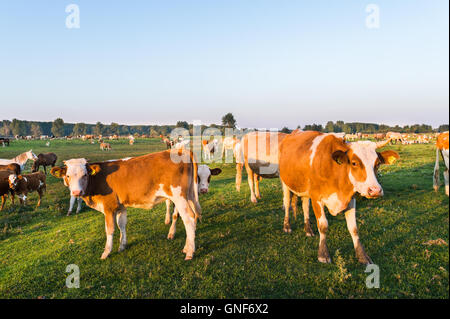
(437, 132), (449, 150)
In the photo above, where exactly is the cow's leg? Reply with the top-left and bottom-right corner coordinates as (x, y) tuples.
(173, 198), (196, 260)
(345, 198), (372, 264)
(43, 165), (47, 174)
(36, 190), (42, 207)
(168, 209), (179, 240)
(0, 195), (5, 210)
(68, 196), (76, 216)
(116, 209), (127, 252)
(165, 199), (172, 225)
(312, 200), (331, 263)
(302, 197), (314, 237)
(235, 163), (243, 192)
(101, 211), (115, 259)
(433, 149), (440, 192)
(282, 183), (292, 233)
(245, 163), (257, 203)
(444, 170), (449, 196)
(442, 150), (449, 196)
(254, 174), (261, 199)
(76, 197), (82, 214)
(291, 194), (298, 220)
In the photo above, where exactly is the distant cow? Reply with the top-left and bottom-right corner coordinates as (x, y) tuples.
(202, 139), (219, 161)
(100, 143), (111, 151)
(279, 131), (399, 264)
(0, 171), (15, 210)
(31, 153), (57, 174)
(0, 137), (10, 147)
(8, 171), (46, 207)
(50, 150), (201, 260)
(386, 132), (403, 144)
(165, 164), (222, 239)
(433, 131), (449, 196)
(221, 137), (239, 159)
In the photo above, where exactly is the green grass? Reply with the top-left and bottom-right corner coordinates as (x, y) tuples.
(0, 139), (448, 298)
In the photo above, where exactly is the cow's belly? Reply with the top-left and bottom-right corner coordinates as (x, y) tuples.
(248, 161), (280, 178)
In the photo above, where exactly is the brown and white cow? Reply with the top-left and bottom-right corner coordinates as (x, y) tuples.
(100, 142), (111, 151)
(50, 150), (201, 260)
(236, 131), (288, 203)
(433, 131), (449, 196)
(279, 131), (399, 264)
(8, 171), (46, 207)
(0, 171), (15, 210)
(0, 163), (21, 175)
(164, 164), (222, 239)
(386, 132), (403, 144)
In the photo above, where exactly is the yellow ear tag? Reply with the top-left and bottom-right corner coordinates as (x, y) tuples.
(90, 167), (97, 175)
(388, 156), (396, 164)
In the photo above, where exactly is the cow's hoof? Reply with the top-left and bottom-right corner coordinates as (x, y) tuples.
(433, 186), (439, 192)
(67, 212), (71, 216)
(164, 218), (170, 225)
(184, 254), (193, 261)
(167, 233), (175, 240)
(118, 245), (126, 252)
(318, 256), (332, 264)
(100, 252), (110, 260)
(304, 225), (315, 237)
(251, 197), (257, 203)
(283, 226), (292, 233)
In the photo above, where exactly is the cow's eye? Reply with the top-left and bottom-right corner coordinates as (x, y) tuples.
(351, 161), (358, 167)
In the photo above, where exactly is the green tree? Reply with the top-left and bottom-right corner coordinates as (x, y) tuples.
(11, 119), (26, 136)
(30, 123), (42, 137)
(51, 118), (65, 137)
(73, 123), (87, 136)
(110, 122), (120, 135)
(221, 113), (237, 128)
(93, 122), (104, 136)
(176, 121), (190, 130)
(324, 121), (335, 132)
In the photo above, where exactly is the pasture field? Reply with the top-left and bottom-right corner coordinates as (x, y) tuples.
(0, 138), (448, 299)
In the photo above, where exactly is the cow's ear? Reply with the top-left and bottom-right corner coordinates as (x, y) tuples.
(378, 150), (399, 165)
(210, 168), (222, 176)
(332, 150), (348, 165)
(18, 175), (23, 180)
(87, 164), (101, 176)
(50, 167), (66, 178)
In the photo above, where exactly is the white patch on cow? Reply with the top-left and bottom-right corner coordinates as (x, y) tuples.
(23, 177), (27, 183)
(442, 149), (449, 170)
(8, 174), (16, 184)
(309, 134), (327, 166)
(348, 141), (383, 197)
(122, 157), (132, 161)
(322, 192), (345, 216)
(39, 181), (44, 188)
(64, 158), (89, 196)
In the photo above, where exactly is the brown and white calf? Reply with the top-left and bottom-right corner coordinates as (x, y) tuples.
(31, 152), (57, 174)
(0, 163), (21, 175)
(8, 171), (46, 207)
(433, 131), (449, 196)
(279, 131), (399, 264)
(164, 164), (221, 239)
(50, 150), (201, 260)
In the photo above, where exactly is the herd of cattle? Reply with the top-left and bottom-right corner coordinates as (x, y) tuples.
(0, 130), (448, 265)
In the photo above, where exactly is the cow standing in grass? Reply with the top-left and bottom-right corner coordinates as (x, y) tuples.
(433, 131), (449, 196)
(8, 171), (46, 208)
(31, 153), (57, 174)
(0, 171), (15, 210)
(50, 150), (201, 260)
(279, 131), (399, 264)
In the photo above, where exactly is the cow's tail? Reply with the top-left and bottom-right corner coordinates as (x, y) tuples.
(188, 151), (202, 222)
(433, 148), (440, 191)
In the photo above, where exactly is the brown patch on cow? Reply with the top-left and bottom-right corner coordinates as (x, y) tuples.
(436, 132), (449, 150)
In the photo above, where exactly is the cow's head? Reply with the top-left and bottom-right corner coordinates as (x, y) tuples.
(50, 158), (101, 197)
(8, 174), (23, 190)
(332, 139), (399, 199)
(197, 164), (222, 194)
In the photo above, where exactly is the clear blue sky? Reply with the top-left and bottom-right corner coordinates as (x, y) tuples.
(0, 0), (448, 128)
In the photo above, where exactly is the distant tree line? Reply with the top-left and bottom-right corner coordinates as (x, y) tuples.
(0, 117), (447, 138)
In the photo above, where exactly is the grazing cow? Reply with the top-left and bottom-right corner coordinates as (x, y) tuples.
(50, 150), (201, 260)
(164, 164), (222, 239)
(8, 171), (46, 207)
(161, 136), (174, 149)
(202, 139), (219, 161)
(129, 139), (134, 145)
(31, 153), (57, 174)
(374, 133), (386, 141)
(0, 171), (15, 210)
(100, 142), (111, 151)
(236, 131), (288, 203)
(0, 150), (38, 170)
(386, 132), (403, 144)
(278, 131), (399, 264)
(0, 163), (21, 175)
(67, 195), (83, 216)
(433, 131), (449, 196)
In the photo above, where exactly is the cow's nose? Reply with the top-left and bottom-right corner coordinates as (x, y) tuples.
(368, 186), (383, 198)
(72, 190), (82, 196)
(200, 189), (208, 194)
